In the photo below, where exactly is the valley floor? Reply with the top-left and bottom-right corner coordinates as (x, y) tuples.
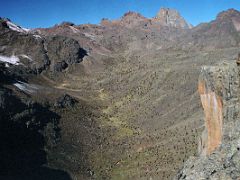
(28, 47), (239, 179)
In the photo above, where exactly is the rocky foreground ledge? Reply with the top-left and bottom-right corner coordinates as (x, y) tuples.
(177, 62), (240, 179)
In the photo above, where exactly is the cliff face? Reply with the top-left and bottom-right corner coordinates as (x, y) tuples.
(177, 62), (240, 179)
(155, 8), (192, 29)
(198, 75), (223, 156)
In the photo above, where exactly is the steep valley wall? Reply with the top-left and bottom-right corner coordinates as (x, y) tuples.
(177, 62), (240, 179)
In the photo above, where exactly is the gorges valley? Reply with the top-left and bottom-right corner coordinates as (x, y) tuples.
(1, 7), (240, 180)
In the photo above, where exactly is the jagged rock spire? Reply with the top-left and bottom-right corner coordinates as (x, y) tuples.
(155, 8), (192, 29)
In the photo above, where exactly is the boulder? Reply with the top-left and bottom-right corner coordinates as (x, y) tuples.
(54, 94), (77, 108)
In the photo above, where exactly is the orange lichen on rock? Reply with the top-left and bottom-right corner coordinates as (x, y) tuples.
(198, 80), (223, 155)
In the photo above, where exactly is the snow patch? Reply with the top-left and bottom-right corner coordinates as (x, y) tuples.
(69, 26), (80, 33)
(6, 21), (30, 33)
(13, 81), (39, 93)
(83, 33), (96, 40)
(19, 54), (33, 61)
(0, 55), (20, 65)
(156, 46), (163, 50)
(233, 19), (240, 31)
(33, 34), (42, 39)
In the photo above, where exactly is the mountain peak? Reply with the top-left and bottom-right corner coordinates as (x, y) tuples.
(216, 8), (240, 20)
(0, 18), (30, 33)
(155, 8), (192, 29)
(157, 8), (179, 17)
(122, 11), (145, 20)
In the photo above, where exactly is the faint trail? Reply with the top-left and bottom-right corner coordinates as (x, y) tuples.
(40, 74), (106, 104)
(40, 74), (57, 85)
(160, 91), (198, 119)
(40, 74), (84, 92)
(54, 85), (84, 92)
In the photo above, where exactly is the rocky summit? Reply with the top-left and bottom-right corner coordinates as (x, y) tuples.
(155, 8), (192, 29)
(1, 7), (240, 180)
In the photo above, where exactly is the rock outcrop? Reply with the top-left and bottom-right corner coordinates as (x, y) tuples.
(179, 9), (240, 50)
(0, 18), (87, 73)
(198, 67), (224, 156)
(155, 8), (192, 29)
(46, 36), (87, 72)
(176, 61), (240, 179)
(0, 65), (72, 179)
(54, 94), (77, 108)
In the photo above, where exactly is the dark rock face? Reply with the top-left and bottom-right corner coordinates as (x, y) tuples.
(0, 58), (73, 179)
(0, 86), (72, 179)
(54, 94), (77, 108)
(53, 61), (68, 72)
(0, 18), (87, 73)
(0, 19), (49, 73)
(46, 36), (87, 72)
(59, 21), (75, 27)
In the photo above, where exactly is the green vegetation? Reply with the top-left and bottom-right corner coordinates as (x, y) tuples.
(31, 48), (239, 179)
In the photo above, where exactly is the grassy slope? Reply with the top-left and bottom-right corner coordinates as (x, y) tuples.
(36, 47), (239, 179)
